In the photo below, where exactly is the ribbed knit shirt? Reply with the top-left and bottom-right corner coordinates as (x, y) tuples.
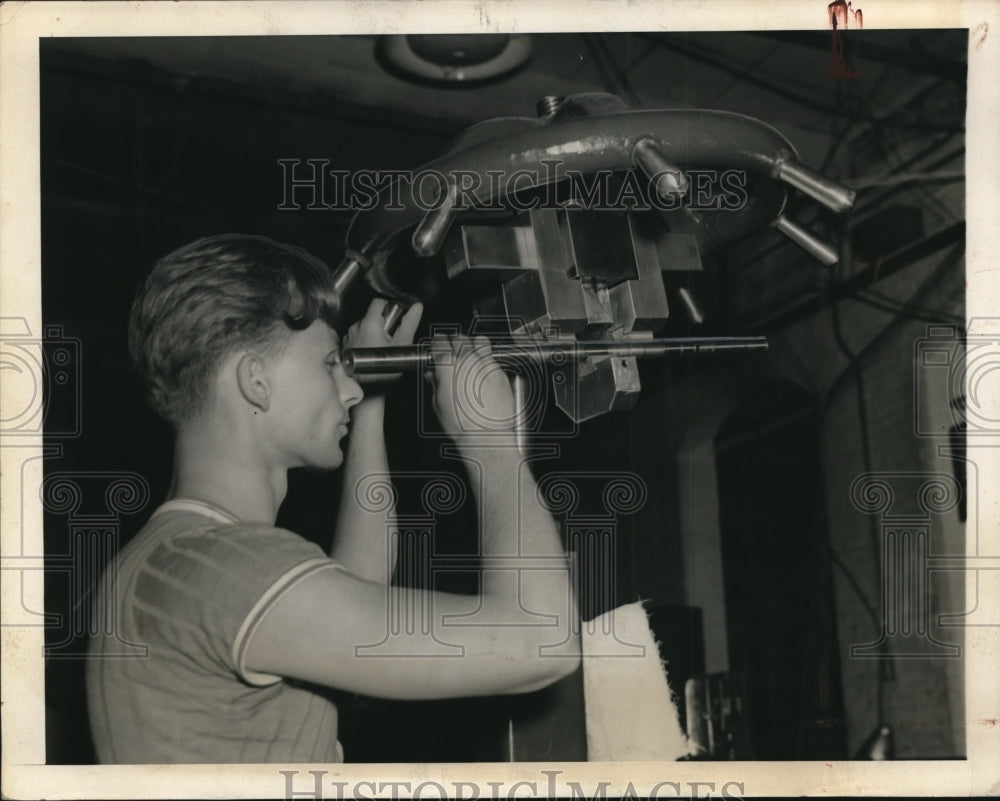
(86, 498), (345, 763)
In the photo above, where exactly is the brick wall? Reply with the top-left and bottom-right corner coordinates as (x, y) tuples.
(660, 246), (965, 757)
(785, 253), (966, 757)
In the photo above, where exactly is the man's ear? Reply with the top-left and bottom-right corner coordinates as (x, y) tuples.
(235, 352), (270, 412)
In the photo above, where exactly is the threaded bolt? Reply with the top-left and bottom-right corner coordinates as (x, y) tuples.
(536, 95), (565, 118)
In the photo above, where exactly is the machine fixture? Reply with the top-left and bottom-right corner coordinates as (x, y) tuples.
(334, 93), (855, 421)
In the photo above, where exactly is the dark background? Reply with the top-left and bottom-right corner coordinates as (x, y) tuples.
(40, 29), (967, 762)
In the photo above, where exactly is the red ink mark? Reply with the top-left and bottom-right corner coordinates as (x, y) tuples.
(828, 0), (862, 79)
(981, 718), (998, 727)
(826, 763), (833, 768)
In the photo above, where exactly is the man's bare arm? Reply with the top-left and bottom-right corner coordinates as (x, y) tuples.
(246, 334), (580, 699)
(330, 395), (396, 582)
(436, 337), (577, 664)
(242, 566), (578, 699)
(329, 300), (421, 582)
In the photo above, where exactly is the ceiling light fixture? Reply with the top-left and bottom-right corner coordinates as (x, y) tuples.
(378, 34), (533, 83)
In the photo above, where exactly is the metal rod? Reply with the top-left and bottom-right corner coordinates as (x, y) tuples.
(382, 299), (407, 335)
(411, 179), (458, 258)
(776, 160), (856, 213)
(632, 137), (688, 199)
(677, 287), (705, 325)
(511, 374), (528, 455)
(331, 253), (366, 295)
(342, 335), (769, 375)
(774, 216), (840, 266)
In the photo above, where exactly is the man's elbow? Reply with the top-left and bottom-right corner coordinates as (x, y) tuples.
(510, 634), (582, 694)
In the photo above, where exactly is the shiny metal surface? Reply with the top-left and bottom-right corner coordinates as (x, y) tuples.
(342, 335), (769, 375)
(774, 216), (840, 266)
(776, 159), (856, 214)
(344, 105), (806, 294)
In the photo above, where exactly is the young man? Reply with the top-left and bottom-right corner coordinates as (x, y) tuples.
(87, 234), (579, 763)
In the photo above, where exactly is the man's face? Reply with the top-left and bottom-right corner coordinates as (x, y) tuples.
(265, 320), (363, 470)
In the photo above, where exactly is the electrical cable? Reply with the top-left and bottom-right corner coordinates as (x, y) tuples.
(848, 169), (964, 190)
(593, 34), (644, 108)
(737, 143), (964, 271)
(819, 242), (965, 725)
(848, 145), (964, 227)
(850, 292), (964, 326)
(771, 331), (822, 399)
(860, 285), (963, 324)
(825, 243), (964, 402)
(829, 551), (881, 635)
(580, 34), (619, 103)
(851, 81), (961, 224)
(581, 34), (642, 109)
(818, 75), (853, 173)
(822, 82), (891, 724)
(639, 32), (846, 117)
(639, 32), (965, 135)
(827, 265), (891, 724)
(624, 40), (659, 78)
(819, 77), (961, 173)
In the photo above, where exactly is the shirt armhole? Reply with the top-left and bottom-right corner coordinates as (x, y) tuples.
(231, 557), (346, 686)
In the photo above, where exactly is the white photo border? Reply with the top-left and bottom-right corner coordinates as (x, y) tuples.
(2, 1), (999, 797)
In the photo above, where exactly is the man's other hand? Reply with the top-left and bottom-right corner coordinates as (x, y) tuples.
(344, 299), (423, 386)
(425, 334), (517, 440)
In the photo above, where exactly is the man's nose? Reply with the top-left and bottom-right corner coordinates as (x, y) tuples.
(337, 367), (364, 408)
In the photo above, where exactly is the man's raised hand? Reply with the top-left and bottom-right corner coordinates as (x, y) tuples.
(425, 333), (517, 442)
(344, 298), (423, 385)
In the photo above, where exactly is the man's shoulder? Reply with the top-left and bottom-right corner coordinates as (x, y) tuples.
(117, 502), (327, 590)
(116, 504), (337, 638)
(143, 509), (321, 559)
